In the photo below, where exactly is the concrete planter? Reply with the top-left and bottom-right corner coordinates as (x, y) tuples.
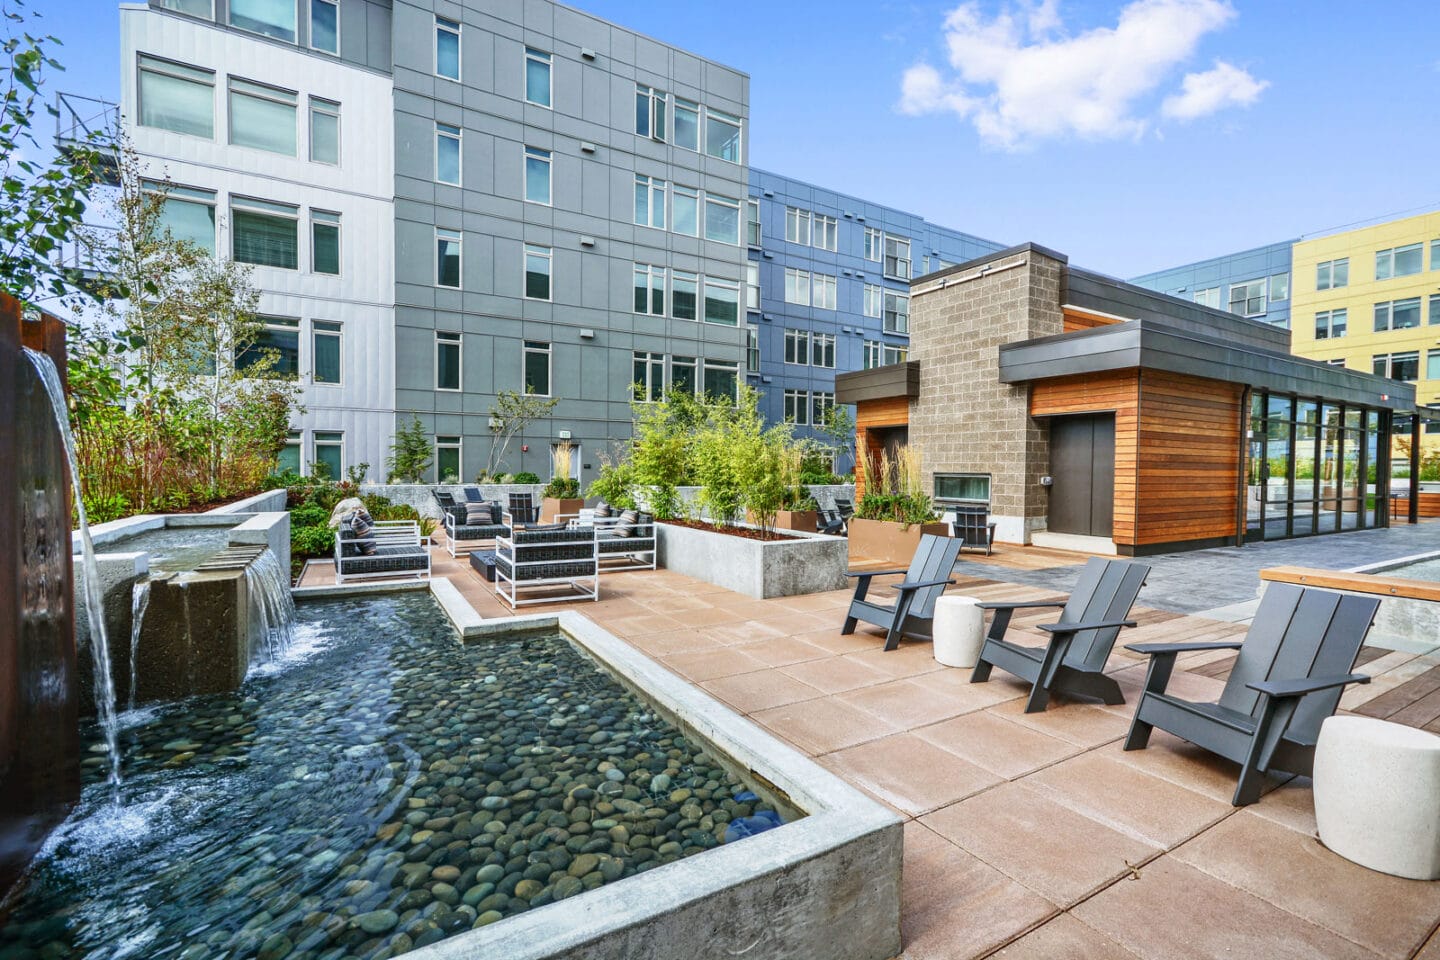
(540, 497), (584, 522)
(655, 522), (848, 599)
(847, 518), (950, 567)
(745, 509), (819, 533)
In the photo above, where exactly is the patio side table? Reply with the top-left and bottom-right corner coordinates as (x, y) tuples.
(932, 595), (984, 668)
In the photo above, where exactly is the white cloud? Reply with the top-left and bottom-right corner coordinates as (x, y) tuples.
(898, 0), (1264, 149)
(1162, 61), (1267, 119)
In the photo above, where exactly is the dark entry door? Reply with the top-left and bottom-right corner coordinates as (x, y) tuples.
(1048, 413), (1115, 538)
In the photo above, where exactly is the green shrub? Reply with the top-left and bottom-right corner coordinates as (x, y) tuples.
(543, 476), (580, 499)
(587, 458), (637, 510)
(512, 471), (541, 484)
(291, 523), (335, 560)
(290, 503), (330, 528)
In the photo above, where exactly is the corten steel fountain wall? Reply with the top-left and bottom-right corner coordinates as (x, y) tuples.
(0, 293), (79, 898)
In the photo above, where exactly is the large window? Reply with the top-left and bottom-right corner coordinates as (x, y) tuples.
(435, 16), (460, 80)
(309, 97), (339, 164)
(863, 283), (882, 319)
(1269, 272), (1290, 302)
(784, 268), (810, 306)
(523, 340), (551, 395)
(310, 0), (338, 54)
(1194, 287), (1221, 308)
(435, 331), (461, 391)
(935, 474), (990, 504)
(864, 341), (908, 368)
(436, 228), (461, 287)
(784, 329), (809, 365)
(703, 278), (739, 326)
(524, 48), (551, 107)
(884, 291), (909, 334)
(524, 244), (551, 301)
(312, 431), (343, 480)
(633, 264), (665, 315)
(147, 181), (216, 253)
(672, 271), (697, 321)
(1431, 294), (1440, 326)
(812, 273), (837, 310)
(634, 175), (665, 229)
(702, 359), (738, 402)
(704, 110), (741, 162)
(312, 320), (341, 384)
(704, 194), (740, 245)
(745, 262), (759, 311)
(811, 392), (834, 427)
(524, 146), (551, 204)
(812, 332), (836, 368)
(231, 198), (298, 269)
(276, 430), (301, 475)
(1376, 243), (1423, 280)
(672, 186), (699, 236)
(1315, 308), (1346, 340)
(230, 0), (296, 41)
(864, 227), (882, 262)
(746, 325), (759, 372)
(813, 214), (838, 252)
(1428, 350), (1440, 382)
(1373, 351), (1420, 381)
(159, 0), (214, 15)
(311, 210), (340, 275)
(138, 55), (214, 138)
(669, 356), (696, 396)
(1229, 279), (1266, 317)
(1316, 258), (1348, 290)
(884, 236), (911, 280)
(785, 207), (810, 245)
(633, 351), (664, 402)
(635, 84), (665, 140)
(435, 122), (461, 185)
(674, 98), (699, 150)
(237, 316), (299, 376)
(745, 200), (760, 247)
(1374, 297), (1421, 332)
(229, 78), (296, 156)
(435, 436), (461, 482)
(784, 389), (808, 425)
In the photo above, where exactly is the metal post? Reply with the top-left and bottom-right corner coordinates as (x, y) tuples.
(1411, 414), (1422, 525)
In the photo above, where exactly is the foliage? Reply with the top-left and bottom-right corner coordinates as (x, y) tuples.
(289, 503), (329, 529)
(512, 471), (541, 484)
(854, 445), (937, 526)
(815, 404), (855, 471)
(629, 391), (700, 519)
(586, 451), (638, 510)
(781, 484), (819, 512)
(290, 524), (335, 569)
(386, 416), (432, 483)
(543, 441), (580, 498)
(482, 390), (559, 477)
(346, 463), (369, 484)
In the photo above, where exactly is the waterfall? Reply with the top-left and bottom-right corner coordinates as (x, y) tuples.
(25, 348), (122, 791)
(245, 548), (295, 663)
(127, 579), (151, 712)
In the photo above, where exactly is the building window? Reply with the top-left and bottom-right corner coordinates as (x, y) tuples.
(311, 320), (341, 384)
(864, 227), (882, 262)
(812, 391), (834, 426)
(138, 55), (214, 138)
(745, 199), (761, 247)
(229, 78), (296, 156)
(674, 98), (699, 150)
(634, 175), (665, 229)
(436, 228), (461, 287)
(1326, 358), (1347, 367)
(785, 207), (810, 245)
(159, 0), (214, 16)
(524, 48), (551, 107)
(633, 351), (664, 402)
(276, 430), (301, 474)
(1193, 287), (1221, 308)
(784, 329), (809, 365)
(1374, 297), (1422, 332)
(230, 0), (295, 41)
(633, 264), (665, 315)
(635, 84), (665, 140)
(746, 325), (759, 372)
(704, 109), (741, 163)
(884, 292), (910, 334)
(309, 97), (340, 164)
(1373, 351), (1420, 381)
(672, 185), (699, 237)
(813, 214), (838, 252)
(784, 268), (811, 306)
(704, 194), (740, 245)
(435, 331), (461, 391)
(311, 210), (340, 275)
(231, 197), (298, 269)
(812, 273), (837, 310)
(1269, 272), (1290, 302)
(311, 431), (343, 480)
(524, 146), (551, 205)
(1430, 294), (1440, 326)
(1428, 350), (1440, 382)
(863, 340), (881, 369)
(1316, 258), (1348, 290)
(1376, 243), (1423, 280)
(812, 333), (835, 368)
(435, 436), (461, 482)
(146, 181), (216, 253)
(523, 244), (552, 301)
(435, 122), (461, 185)
(672, 271), (697, 321)
(1433, 240), (1440, 272)
(238, 316), (300, 376)
(863, 283), (882, 319)
(745, 262), (759, 311)
(435, 16), (460, 80)
(935, 473), (990, 504)
(703, 277), (739, 326)
(702, 359), (739, 402)
(670, 356), (696, 396)
(885, 344), (908, 365)
(884, 236), (911, 280)
(1314, 308), (1346, 340)
(523, 340), (551, 395)
(310, 0), (338, 54)
(1228, 279), (1266, 317)
(783, 389), (809, 425)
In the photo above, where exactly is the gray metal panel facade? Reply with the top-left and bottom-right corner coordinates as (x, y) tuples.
(1129, 240), (1296, 329)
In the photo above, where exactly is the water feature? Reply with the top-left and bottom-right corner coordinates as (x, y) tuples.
(0, 593), (794, 959)
(244, 546), (296, 661)
(108, 525), (235, 572)
(127, 579), (151, 712)
(26, 348), (121, 791)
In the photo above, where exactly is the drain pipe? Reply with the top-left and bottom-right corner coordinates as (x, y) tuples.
(1235, 386), (1251, 547)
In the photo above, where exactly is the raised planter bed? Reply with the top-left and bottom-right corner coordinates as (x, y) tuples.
(748, 509), (820, 533)
(847, 518), (951, 567)
(655, 521), (848, 599)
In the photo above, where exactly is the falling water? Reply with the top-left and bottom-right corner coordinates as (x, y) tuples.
(127, 578), (151, 712)
(25, 348), (122, 790)
(245, 548), (295, 662)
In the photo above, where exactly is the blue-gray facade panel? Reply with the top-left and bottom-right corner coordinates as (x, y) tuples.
(1130, 240), (1296, 329)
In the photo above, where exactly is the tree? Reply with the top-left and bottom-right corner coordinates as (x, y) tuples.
(0, 0), (109, 307)
(480, 389), (559, 479)
(817, 403), (856, 472)
(387, 416), (432, 483)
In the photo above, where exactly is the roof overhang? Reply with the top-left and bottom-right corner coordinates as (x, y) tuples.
(835, 361), (919, 405)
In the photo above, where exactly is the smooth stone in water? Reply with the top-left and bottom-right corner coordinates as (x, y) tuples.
(354, 910), (398, 934)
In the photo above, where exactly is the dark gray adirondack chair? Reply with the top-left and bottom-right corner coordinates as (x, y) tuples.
(841, 534), (961, 651)
(433, 489), (458, 511)
(951, 503), (997, 556)
(834, 498), (855, 522)
(1124, 583), (1378, 806)
(462, 486), (485, 503)
(970, 557), (1151, 713)
(817, 509), (845, 535)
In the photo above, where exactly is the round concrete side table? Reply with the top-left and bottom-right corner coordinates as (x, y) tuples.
(933, 595), (985, 668)
(1313, 714), (1440, 880)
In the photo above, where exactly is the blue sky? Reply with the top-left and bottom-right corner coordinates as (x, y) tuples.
(34, 0), (1440, 276)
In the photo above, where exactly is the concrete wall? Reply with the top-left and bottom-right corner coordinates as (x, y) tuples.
(654, 523), (848, 598)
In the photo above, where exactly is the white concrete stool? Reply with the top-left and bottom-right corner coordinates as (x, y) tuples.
(1313, 715), (1440, 880)
(933, 595), (985, 668)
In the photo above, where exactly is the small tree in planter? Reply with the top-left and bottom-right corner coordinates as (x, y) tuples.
(850, 445), (946, 564)
(587, 448), (638, 510)
(630, 392), (696, 519)
(387, 416), (432, 483)
(541, 441), (583, 520)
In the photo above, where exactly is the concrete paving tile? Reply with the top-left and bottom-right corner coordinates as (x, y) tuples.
(751, 696), (900, 756)
(770, 592), (849, 613)
(778, 655), (893, 694)
(1024, 752), (1234, 848)
(1110, 663), (1228, 705)
(836, 677), (985, 729)
(658, 646), (771, 683)
(630, 592), (717, 613)
(916, 710), (1079, 779)
(900, 822), (1058, 960)
(1074, 856), (1380, 960)
(843, 645), (946, 679)
(904, 666), (1029, 708)
(701, 619), (790, 646)
(1104, 730), (1284, 804)
(698, 669), (823, 715)
(601, 612), (686, 638)
(1244, 776), (1316, 836)
(729, 635), (832, 668)
(1417, 928), (1440, 960)
(923, 781), (1161, 907)
(822, 733), (1000, 816)
(624, 627), (723, 658)
(752, 611), (834, 637)
(988, 697), (1131, 749)
(1172, 812), (1440, 959)
(790, 627), (879, 655)
(990, 913), (1143, 959)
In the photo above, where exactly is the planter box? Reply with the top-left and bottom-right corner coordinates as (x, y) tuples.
(746, 509), (820, 533)
(847, 518), (950, 567)
(655, 523), (848, 599)
(540, 497), (585, 522)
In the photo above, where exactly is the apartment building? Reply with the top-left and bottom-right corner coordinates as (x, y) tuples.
(1130, 240), (1295, 329)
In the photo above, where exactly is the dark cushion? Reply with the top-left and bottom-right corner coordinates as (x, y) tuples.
(614, 508), (639, 538)
(339, 545), (427, 574)
(466, 502), (494, 525)
(450, 523), (509, 540)
(339, 522), (377, 557)
(594, 500), (612, 518)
